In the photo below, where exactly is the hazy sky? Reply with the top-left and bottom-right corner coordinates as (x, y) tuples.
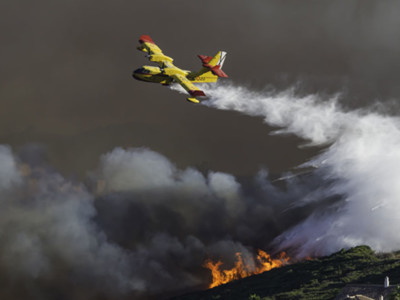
(5, 0), (400, 177)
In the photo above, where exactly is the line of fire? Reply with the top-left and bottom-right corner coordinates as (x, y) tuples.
(203, 250), (291, 288)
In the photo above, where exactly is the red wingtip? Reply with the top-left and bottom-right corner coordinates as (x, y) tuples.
(189, 90), (206, 97)
(139, 35), (154, 44)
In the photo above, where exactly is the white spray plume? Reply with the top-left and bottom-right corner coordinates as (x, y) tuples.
(196, 83), (400, 257)
(0, 145), (22, 189)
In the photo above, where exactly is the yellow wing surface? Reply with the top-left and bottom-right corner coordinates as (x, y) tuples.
(172, 74), (206, 104)
(138, 35), (174, 66)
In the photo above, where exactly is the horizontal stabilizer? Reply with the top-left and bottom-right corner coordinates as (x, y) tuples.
(205, 64), (228, 78)
(198, 55), (213, 64)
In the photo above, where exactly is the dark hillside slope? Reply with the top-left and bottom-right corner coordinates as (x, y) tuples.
(171, 246), (400, 300)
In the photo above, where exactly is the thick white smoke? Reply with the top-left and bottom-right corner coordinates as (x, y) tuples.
(199, 83), (400, 257)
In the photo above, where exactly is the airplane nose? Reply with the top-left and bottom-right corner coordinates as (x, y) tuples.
(132, 68), (146, 81)
(132, 68), (151, 81)
(132, 69), (140, 79)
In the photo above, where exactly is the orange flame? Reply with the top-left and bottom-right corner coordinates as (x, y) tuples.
(204, 250), (290, 288)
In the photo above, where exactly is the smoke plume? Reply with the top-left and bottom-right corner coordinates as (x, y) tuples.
(0, 144), (316, 299)
(202, 83), (400, 257)
(3, 83), (400, 299)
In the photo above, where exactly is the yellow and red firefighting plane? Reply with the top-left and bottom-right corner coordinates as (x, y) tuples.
(132, 35), (228, 103)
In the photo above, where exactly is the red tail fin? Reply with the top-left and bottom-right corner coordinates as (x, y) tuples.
(197, 53), (228, 78)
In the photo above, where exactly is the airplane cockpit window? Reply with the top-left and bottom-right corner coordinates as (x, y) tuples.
(136, 68), (151, 74)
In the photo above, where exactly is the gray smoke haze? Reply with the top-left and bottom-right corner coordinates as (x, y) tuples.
(0, 145), (325, 300)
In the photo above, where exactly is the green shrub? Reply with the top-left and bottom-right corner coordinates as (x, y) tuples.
(389, 286), (400, 300)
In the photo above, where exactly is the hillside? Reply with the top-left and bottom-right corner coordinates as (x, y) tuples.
(171, 246), (400, 300)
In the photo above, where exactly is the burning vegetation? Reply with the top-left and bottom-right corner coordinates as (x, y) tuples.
(204, 250), (290, 288)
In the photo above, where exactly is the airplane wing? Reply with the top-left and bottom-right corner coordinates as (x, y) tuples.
(138, 35), (174, 66)
(172, 73), (206, 104)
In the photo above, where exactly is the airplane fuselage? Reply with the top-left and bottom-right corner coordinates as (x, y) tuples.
(133, 67), (169, 84)
(132, 65), (219, 86)
(133, 35), (227, 103)
(132, 64), (189, 85)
